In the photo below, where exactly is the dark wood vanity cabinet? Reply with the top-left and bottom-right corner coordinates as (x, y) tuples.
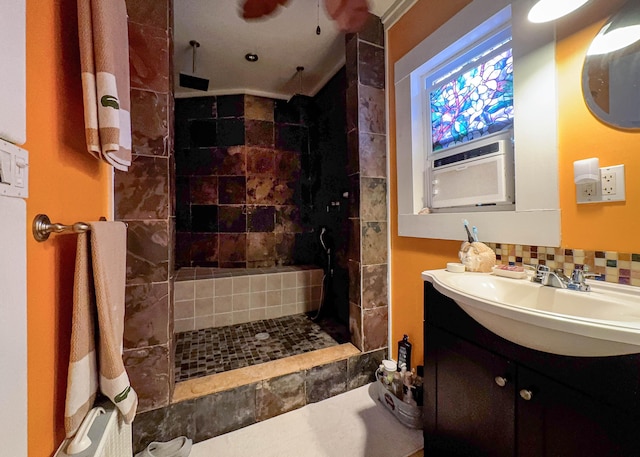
(424, 282), (640, 457)
(425, 326), (515, 456)
(516, 366), (639, 457)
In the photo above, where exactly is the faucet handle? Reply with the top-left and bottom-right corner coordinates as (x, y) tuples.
(569, 267), (596, 291)
(571, 268), (584, 283)
(536, 264), (550, 276)
(530, 264), (549, 283)
(571, 267), (598, 282)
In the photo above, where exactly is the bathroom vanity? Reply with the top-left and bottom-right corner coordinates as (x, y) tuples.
(423, 281), (640, 456)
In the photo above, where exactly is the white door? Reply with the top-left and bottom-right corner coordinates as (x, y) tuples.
(0, 0), (28, 455)
(0, 195), (28, 457)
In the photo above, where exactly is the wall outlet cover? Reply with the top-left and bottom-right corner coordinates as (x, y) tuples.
(576, 164), (625, 204)
(601, 164), (625, 202)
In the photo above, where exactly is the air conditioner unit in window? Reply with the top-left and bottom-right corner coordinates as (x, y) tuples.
(429, 131), (515, 209)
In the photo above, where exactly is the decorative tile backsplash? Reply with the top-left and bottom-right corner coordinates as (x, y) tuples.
(488, 243), (640, 287)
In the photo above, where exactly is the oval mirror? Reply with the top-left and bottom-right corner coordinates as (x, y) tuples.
(582, 0), (640, 129)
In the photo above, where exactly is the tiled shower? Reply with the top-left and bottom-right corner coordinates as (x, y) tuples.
(172, 65), (355, 324)
(121, 4), (389, 444)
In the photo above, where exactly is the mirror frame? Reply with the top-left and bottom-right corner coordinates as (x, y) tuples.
(581, 2), (640, 130)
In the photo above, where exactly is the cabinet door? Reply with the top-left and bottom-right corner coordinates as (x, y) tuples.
(517, 366), (640, 457)
(427, 326), (515, 457)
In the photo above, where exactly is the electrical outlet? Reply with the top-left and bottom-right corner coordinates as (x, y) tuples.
(601, 164), (625, 202)
(583, 182), (597, 197)
(601, 171), (616, 195)
(576, 181), (599, 203)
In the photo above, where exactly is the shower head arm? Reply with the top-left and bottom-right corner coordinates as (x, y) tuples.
(189, 40), (200, 74)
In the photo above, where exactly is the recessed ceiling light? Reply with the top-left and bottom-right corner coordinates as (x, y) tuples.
(245, 53), (259, 62)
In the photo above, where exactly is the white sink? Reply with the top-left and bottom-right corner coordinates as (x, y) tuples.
(422, 269), (640, 357)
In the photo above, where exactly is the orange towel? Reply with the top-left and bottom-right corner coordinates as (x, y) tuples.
(64, 221), (137, 438)
(77, 0), (132, 171)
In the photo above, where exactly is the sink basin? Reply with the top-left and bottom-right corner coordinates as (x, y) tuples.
(422, 269), (640, 357)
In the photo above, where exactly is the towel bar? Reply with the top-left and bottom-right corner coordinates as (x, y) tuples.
(33, 214), (92, 242)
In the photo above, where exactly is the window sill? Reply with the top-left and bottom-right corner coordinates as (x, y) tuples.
(398, 210), (561, 246)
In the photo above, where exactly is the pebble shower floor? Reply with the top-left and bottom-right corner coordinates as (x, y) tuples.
(174, 313), (341, 382)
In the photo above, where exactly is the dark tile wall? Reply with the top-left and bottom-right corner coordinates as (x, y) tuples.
(175, 95), (311, 268)
(116, 0), (175, 413)
(132, 348), (386, 453)
(310, 69), (351, 324)
(345, 14), (389, 352)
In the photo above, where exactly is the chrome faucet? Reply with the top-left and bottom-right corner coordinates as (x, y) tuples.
(532, 265), (568, 289)
(531, 265), (595, 291)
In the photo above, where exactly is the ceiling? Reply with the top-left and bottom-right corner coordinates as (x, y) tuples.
(174, 0), (395, 100)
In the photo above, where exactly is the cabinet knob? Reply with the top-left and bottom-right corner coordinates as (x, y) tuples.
(519, 389), (533, 401)
(494, 376), (508, 387)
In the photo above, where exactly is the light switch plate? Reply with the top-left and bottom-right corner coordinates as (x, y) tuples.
(0, 138), (28, 199)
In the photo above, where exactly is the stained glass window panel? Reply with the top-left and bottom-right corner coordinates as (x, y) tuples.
(430, 48), (514, 151)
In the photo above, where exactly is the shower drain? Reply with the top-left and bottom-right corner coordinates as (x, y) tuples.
(255, 332), (270, 340)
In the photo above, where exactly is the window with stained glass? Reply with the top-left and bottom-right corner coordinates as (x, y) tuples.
(427, 34), (513, 152)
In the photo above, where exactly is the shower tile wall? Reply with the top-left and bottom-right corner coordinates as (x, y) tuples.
(132, 348), (386, 453)
(116, 0), (175, 413)
(173, 269), (324, 332)
(175, 95), (311, 268)
(345, 14), (389, 352)
(311, 69), (351, 324)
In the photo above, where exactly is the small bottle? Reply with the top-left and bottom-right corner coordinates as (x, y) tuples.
(402, 367), (416, 405)
(414, 365), (424, 407)
(398, 334), (412, 371)
(398, 364), (408, 399)
(391, 371), (402, 398)
(381, 360), (397, 390)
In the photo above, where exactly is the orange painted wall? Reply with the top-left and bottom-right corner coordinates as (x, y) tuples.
(557, 20), (640, 253)
(387, 0), (471, 370)
(24, 1), (110, 456)
(387, 1), (640, 369)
